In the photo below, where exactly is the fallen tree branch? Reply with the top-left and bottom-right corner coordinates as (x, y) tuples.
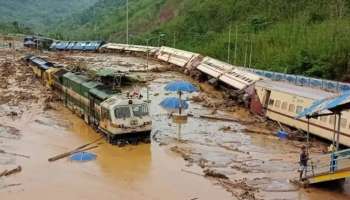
(48, 136), (104, 162)
(181, 169), (204, 177)
(0, 183), (21, 190)
(188, 114), (240, 122)
(73, 136), (104, 151)
(0, 149), (30, 159)
(48, 145), (99, 162)
(0, 166), (22, 177)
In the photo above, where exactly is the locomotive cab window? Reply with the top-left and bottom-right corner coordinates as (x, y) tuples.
(268, 99), (275, 106)
(132, 104), (149, 117)
(115, 106), (131, 119)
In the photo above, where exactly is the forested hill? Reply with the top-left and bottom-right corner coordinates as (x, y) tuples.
(35, 0), (350, 81)
(0, 0), (98, 31)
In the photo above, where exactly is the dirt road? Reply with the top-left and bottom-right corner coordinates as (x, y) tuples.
(0, 47), (349, 200)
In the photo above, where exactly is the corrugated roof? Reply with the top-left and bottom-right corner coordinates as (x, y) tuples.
(89, 86), (116, 100)
(256, 80), (333, 100)
(297, 91), (350, 118)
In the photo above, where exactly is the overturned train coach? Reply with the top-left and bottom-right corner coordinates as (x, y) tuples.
(25, 56), (152, 144)
(49, 41), (105, 52)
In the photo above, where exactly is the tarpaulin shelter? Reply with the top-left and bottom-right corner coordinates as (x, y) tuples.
(297, 91), (350, 151)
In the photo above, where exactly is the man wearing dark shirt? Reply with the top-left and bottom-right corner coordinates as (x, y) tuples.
(299, 145), (309, 181)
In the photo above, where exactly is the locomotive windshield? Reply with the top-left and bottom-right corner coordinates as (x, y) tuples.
(114, 106), (131, 119)
(132, 104), (149, 117)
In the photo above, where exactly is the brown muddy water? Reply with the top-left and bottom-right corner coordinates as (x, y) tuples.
(0, 50), (349, 200)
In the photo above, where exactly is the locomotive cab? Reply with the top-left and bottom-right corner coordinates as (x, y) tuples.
(99, 96), (152, 139)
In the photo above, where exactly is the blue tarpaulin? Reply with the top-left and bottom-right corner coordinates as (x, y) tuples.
(165, 80), (198, 93)
(297, 91), (350, 118)
(70, 152), (97, 162)
(160, 97), (189, 110)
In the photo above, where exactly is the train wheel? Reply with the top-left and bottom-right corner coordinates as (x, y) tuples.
(106, 134), (112, 144)
(143, 137), (151, 144)
(117, 140), (127, 147)
(130, 138), (139, 146)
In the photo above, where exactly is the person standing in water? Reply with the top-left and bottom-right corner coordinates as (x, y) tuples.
(299, 145), (309, 181)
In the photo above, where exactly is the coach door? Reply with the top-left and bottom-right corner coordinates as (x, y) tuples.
(262, 90), (271, 108)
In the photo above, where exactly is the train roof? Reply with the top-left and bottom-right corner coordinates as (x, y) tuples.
(89, 85), (117, 100)
(255, 79), (334, 100)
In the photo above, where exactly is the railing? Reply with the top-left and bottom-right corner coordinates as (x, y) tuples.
(242, 68), (350, 93)
(304, 149), (350, 179)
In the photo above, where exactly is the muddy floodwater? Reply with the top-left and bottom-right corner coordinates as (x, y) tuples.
(0, 48), (349, 200)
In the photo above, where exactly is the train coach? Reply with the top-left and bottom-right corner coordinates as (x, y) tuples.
(26, 56), (152, 145)
(195, 57), (262, 93)
(50, 41), (105, 52)
(24, 36), (54, 50)
(254, 79), (350, 147)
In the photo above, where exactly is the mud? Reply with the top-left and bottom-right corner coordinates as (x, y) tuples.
(0, 44), (349, 200)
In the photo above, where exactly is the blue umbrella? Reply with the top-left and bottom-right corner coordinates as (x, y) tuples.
(165, 80), (198, 93)
(160, 97), (189, 110)
(70, 152), (97, 162)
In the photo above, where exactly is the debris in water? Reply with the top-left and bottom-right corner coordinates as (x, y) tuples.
(203, 169), (228, 179)
(0, 183), (22, 190)
(219, 126), (232, 132)
(0, 149), (30, 159)
(0, 125), (21, 139)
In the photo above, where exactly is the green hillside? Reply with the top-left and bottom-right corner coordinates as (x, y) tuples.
(39, 0), (350, 81)
(0, 0), (98, 31)
(0, 22), (33, 35)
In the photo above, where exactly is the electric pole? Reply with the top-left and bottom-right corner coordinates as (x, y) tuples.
(126, 0), (129, 44)
(234, 25), (238, 65)
(227, 25), (231, 63)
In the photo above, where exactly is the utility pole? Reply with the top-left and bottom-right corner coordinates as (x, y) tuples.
(158, 34), (161, 47)
(227, 25), (231, 63)
(244, 39), (248, 67)
(173, 32), (176, 48)
(146, 39), (150, 70)
(126, 0), (129, 44)
(249, 37), (253, 68)
(234, 25), (238, 65)
(94, 8), (97, 39)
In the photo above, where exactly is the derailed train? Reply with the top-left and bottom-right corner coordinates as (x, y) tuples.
(25, 55), (152, 145)
(24, 38), (350, 147)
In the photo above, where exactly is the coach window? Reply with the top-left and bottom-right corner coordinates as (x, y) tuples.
(288, 104), (295, 113)
(275, 100), (281, 108)
(269, 99), (275, 106)
(341, 119), (347, 129)
(329, 116), (335, 125)
(281, 102), (288, 110)
(320, 116), (327, 123)
(296, 106), (303, 114)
